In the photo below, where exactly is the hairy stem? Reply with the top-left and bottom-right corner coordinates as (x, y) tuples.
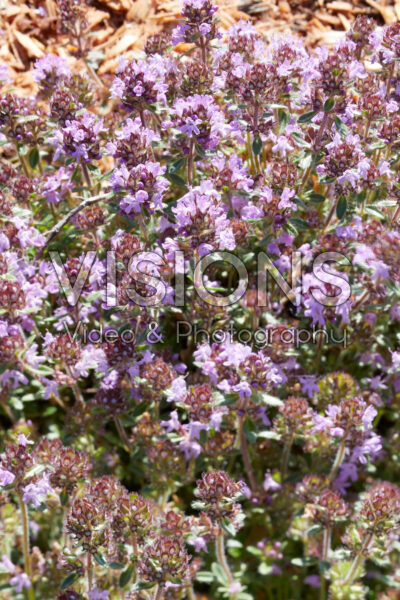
(81, 161), (93, 190)
(239, 416), (257, 494)
(328, 440), (346, 483)
(19, 496), (35, 600)
(87, 552), (94, 594)
(216, 531), (233, 585)
(65, 364), (85, 405)
(343, 532), (373, 585)
(322, 526), (331, 561)
(114, 417), (130, 451)
(392, 202), (400, 225)
(187, 139), (195, 187)
(186, 579), (196, 600)
(37, 192), (112, 259)
(154, 584), (164, 600)
(85, 59), (106, 91)
(138, 212), (150, 246)
(281, 435), (294, 483)
(246, 132), (256, 175)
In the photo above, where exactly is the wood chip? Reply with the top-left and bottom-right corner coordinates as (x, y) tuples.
(106, 26), (142, 58)
(86, 9), (110, 31)
(365, 0), (396, 25)
(338, 12), (351, 30)
(315, 11), (342, 26)
(13, 30), (44, 58)
(318, 29), (346, 44)
(127, 0), (153, 21)
(326, 1), (354, 11)
(310, 17), (328, 32)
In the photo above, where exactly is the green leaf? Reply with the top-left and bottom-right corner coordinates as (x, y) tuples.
(60, 572), (79, 590)
(252, 136), (262, 156)
(258, 430), (281, 441)
(333, 116), (348, 136)
(258, 562), (275, 575)
(297, 111), (318, 123)
(309, 192), (326, 203)
(291, 557), (317, 567)
(291, 131), (309, 147)
(364, 206), (385, 220)
(242, 417), (257, 443)
(289, 217), (310, 230)
(137, 581), (155, 589)
(28, 147), (39, 169)
(319, 560), (331, 573)
(221, 518), (237, 537)
(195, 143), (206, 158)
(94, 551), (107, 566)
(307, 524), (322, 536)
(166, 173), (187, 189)
(278, 108), (290, 129)
(60, 489), (69, 507)
(119, 564), (134, 588)
(199, 429), (208, 444)
(196, 571), (214, 583)
(211, 562), (229, 585)
(258, 393), (283, 407)
(336, 197), (347, 220)
(324, 97), (335, 113)
(109, 562), (125, 570)
(24, 464), (46, 480)
(18, 144), (29, 156)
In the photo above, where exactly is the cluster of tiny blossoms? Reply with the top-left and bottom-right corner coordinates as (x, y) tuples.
(0, 1), (400, 599)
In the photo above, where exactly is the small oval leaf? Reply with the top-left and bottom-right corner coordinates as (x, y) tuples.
(336, 197), (347, 220)
(60, 572), (79, 590)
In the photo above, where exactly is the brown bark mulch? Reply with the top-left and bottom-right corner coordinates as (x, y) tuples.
(2, 0), (399, 93)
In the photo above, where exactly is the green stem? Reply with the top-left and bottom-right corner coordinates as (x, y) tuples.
(18, 151), (31, 178)
(187, 139), (195, 187)
(131, 532), (138, 584)
(280, 435), (294, 483)
(81, 161), (93, 190)
(324, 196), (338, 230)
(322, 526), (331, 561)
(85, 60), (106, 91)
(65, 364), (85, 405)
(319, 575), (326, 600)
(114, 417), (130, 451)
(138, 212), (149, 246)
(186, 579), (196, 600)
(313, 112), (330, 152)
(154, 585), (163, 600)
(216, 531), (233, 585)
(393, 202), (400, 224)
(216, 531), (240, 600)
(343, 532), (373, 585)
(239, 416), (257, 494)
(19, 496), (35, 600)
(87, 552), (94, 594)
(328, 440), (346, 483)
(246, 132), (256, 175)
(386, 62), (395, 96)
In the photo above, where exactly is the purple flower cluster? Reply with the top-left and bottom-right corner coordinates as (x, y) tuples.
(1, 4), (400, 600)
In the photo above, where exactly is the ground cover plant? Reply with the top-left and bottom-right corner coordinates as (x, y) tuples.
(1, 2), (400, 600)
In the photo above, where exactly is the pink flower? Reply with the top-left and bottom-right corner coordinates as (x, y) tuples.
(263, 471), (281, 492)
(22, 473), (55, 507)
(0, 468), (15, 486)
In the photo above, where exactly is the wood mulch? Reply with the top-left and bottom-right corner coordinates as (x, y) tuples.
(1, 0), (399, 93)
